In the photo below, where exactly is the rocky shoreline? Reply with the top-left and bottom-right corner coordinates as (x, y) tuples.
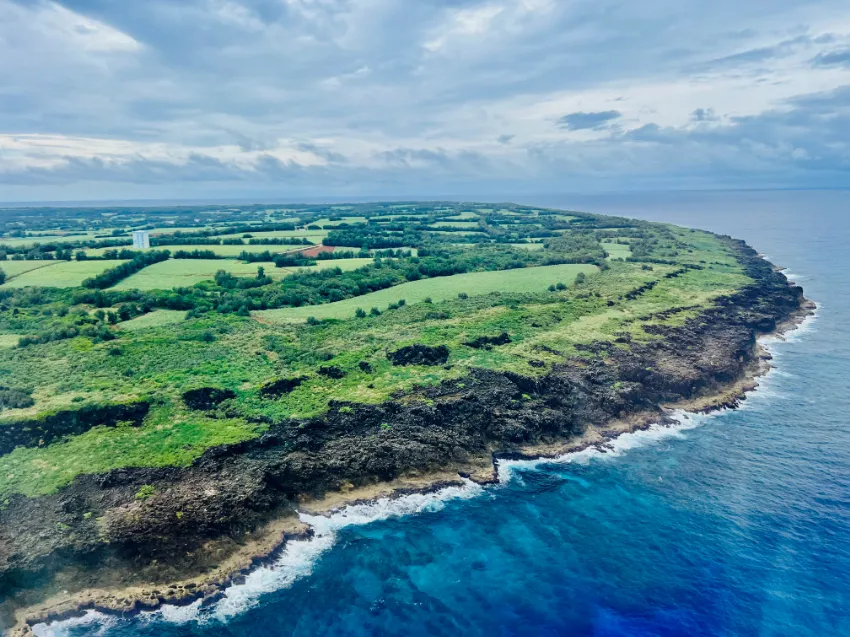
(1, 241), (815, 636)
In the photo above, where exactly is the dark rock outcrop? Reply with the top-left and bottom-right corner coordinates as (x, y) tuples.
(464, 332), (512, 349)
(182, 388), (236, 411)
(388, 344), (450, 366)
(0, 400), (150, 455)
(259, 377), (306, 398)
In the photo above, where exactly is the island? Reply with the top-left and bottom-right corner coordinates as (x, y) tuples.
(0, 202), (814, 634)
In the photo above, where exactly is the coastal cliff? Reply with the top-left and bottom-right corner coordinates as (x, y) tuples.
(0, 239), (813, 634)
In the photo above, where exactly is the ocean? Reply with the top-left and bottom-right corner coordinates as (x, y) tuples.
(36, 190), (850, 637)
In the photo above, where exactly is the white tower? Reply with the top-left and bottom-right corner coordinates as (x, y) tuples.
(132, 230), (150, 249)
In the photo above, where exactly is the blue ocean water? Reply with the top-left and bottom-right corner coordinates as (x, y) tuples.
(38, 191), (850, 637)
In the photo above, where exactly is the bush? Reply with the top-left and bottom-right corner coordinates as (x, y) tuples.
(135, 485), (156, 501)
(355, 308), (366, 318)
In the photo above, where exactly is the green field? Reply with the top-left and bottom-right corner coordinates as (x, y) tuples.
(0, 334), (20, 348)
(112, 257), (377, 290)
(1, 260), (129, 288)
(256, 263), (599, 322)
(312, 217), (368, 227)
(432, 221), (480, 229)
(0, 233), (98, 248)
(602, 241), (633, 260)
(0, 260), (61, 279)
(119, 310), (187, 331)
(216, 229), (329, 241)
(112, 259), (285, 290)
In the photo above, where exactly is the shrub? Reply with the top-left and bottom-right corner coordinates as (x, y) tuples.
(135, 485), (156, 501)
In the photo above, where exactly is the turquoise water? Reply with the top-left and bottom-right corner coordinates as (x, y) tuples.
(38, 191), (850, 637)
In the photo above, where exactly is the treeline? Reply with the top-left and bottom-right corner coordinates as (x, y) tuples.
(0, 237), (133, 260)
(324, 228), (420, 249)
(248, 237), (313, 246)
(173, 249), (222, 259)
(151, 237), (222, 246)
(82, 250), (171, 289)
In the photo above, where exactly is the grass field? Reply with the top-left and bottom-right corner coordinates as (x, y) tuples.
(0, 334), (20, 348)
(602, 241), (633, 259)
(112, 259), (286, 290)
(0, 233), (98, 248)
(112, 257), (376, 290)
(312, 217), (368, 227)
(216, 229), (329, 241)
(119, 310), (187, 331)
(2, 260), (130, 288)
(0, 260), (61, 279)
(145, 226), (212, 236)
(431, 221), (480, 229)
(256, 263), (599, 322)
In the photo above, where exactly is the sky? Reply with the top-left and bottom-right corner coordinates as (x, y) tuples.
(0, 0), (849, 201)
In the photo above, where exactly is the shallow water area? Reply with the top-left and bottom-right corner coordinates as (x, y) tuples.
(34, 191), (850, 637)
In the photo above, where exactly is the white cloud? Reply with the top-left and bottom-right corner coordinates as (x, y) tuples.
(30, 1), (140, 53)
(0, 0), (848, 199)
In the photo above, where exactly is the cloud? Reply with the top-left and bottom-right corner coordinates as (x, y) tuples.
(0, 0), (849, 200)
(558, 111), (622, 131)
(812, 48), (850, 67)
(691, 108), (719, 122)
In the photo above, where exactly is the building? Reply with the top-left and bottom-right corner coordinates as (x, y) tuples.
(132, 230), (150, 249)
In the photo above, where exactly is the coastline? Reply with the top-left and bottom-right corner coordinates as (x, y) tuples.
(9, 293), (817, 637)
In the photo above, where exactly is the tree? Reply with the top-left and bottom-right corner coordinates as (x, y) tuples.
(355, 308), (366, 318)
(0, 267), (5, 285)
(574, 272), (587, 285)
(257, 266), (265, 279)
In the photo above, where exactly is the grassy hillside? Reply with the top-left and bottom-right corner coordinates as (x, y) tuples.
(257, 263), (598, 322)
(0, 203), (756, 500)
(2, 260), (130, 288)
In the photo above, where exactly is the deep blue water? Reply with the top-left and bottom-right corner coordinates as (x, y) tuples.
(40, 191), (850, 637)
